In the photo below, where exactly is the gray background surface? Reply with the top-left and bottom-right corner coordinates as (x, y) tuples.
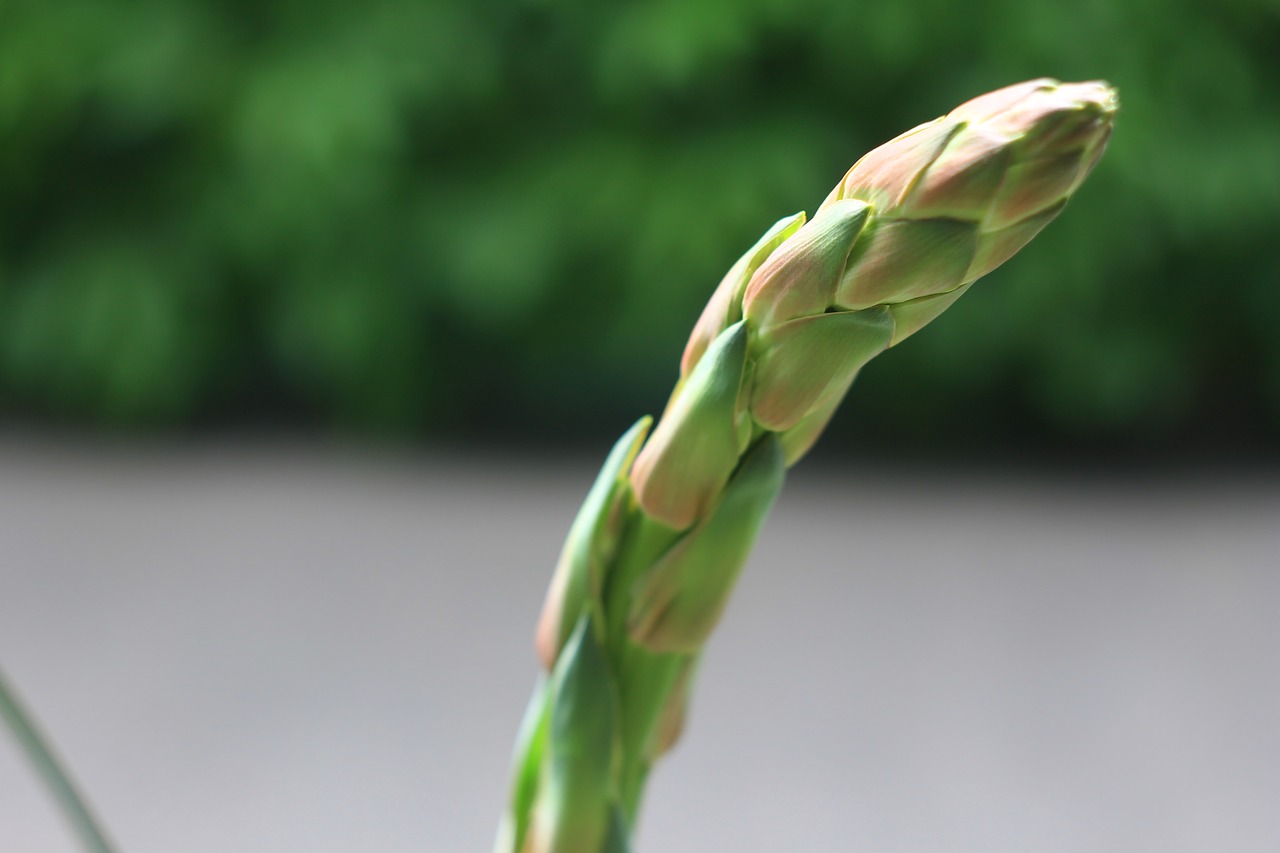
(1, 439), (1277, 852)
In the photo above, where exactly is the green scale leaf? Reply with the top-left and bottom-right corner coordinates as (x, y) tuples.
(628, 436), (786, 653)
(630, 321), (751, 531)
(536, 417), (651, 668)
(529, 614), (623, 853)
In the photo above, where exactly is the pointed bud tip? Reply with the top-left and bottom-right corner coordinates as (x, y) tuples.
(952, 78), (1117, 125)
(1060, 80), (1119, 115)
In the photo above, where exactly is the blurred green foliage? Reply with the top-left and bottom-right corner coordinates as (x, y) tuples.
(2, 0), (1278, 452)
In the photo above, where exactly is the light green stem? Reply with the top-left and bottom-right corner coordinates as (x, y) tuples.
(0, 665), (120, 853)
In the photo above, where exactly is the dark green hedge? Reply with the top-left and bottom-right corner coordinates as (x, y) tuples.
(3, 0), (1278, 452)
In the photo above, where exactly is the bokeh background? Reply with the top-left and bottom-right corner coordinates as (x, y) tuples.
(2, 1), (1279, 852)
(2, 0), (1279, 454)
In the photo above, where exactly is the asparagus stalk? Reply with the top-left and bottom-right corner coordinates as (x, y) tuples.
(0, 667), (119, 853)
(497, 79), (1117, 853)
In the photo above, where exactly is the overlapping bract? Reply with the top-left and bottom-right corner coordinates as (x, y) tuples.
(633, 78), (1116, 529)
(503, 79), (1115, 853)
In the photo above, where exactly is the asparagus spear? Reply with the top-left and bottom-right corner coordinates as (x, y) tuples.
(498, 78), (1117, 853)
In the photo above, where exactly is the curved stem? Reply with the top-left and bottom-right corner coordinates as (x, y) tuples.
(0, 665), (119, 853)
